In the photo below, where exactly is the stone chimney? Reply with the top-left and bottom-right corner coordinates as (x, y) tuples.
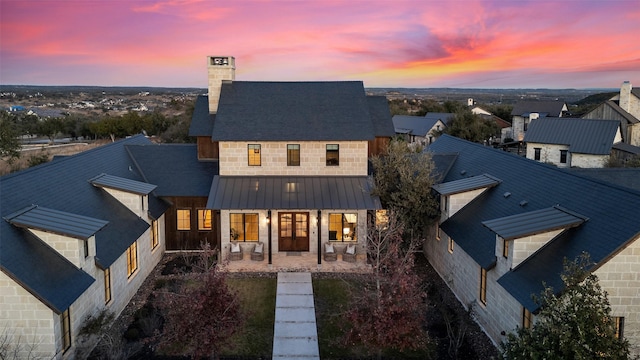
(207, 56), (235, 114)
(620, 81), (632, 113)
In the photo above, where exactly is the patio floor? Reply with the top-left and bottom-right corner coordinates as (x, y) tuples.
(220, 252), (372, 273)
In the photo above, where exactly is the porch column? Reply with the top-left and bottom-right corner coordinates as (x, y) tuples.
(317, 210), (322, 265)
(268, 210), (272, 265)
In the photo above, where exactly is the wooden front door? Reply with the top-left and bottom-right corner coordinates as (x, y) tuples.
(278, 212), (309, 251)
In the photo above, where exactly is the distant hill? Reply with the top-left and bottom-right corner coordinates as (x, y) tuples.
(573, 91), (617, 106)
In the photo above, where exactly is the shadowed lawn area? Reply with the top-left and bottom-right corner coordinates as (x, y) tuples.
(220, 277), (277, 357)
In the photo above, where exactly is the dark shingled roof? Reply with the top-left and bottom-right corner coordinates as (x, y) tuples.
(207, 176), (381, 210)
(429, 135), (640, 312)
(392, 115), (442, 137)
(366, 96), (396, 137)
(524, 117), (620, 155)
(212, 81), (376, 141)
(188, 95), (215, 136)
(511, 100), (566, 117)
(0, 135), (162, 313)
(126, 144), (218, 197)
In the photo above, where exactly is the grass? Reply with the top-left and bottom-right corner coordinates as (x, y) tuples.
(221, 277), (277, 357)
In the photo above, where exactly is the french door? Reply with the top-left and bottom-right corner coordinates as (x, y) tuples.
(278, 212), (309, 251)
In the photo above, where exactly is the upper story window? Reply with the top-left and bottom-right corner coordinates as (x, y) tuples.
(326, 144), (339, 166)
(560, 150), (568, 164)
(502, 238), (509, 258)
(104, 267), (112, 304)
(534, 148), (541, 161)
(230, 213), (259, 241)
(480, 268), (487, 305)
(198, 209), (212, 231)
(328, 213), (357, 241)
(522, 307), (532, 329)
(84, 239), (89, 258)
(248, 144), (261, 166)
(126, 241), (138, 278)
(614, 317), (625, 339)
(151, 220), (159, 249)
(287, 144), (300, 166)
(177, 209), (191, 231)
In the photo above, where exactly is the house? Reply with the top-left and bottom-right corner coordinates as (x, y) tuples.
(0, 55), (395, 358)
(506, 100), (568, 141)
(425, 135), (640, 356)
(0, 136), (169, 359)
(192, 56), (394, 264)
(392, 114), (446, 145)
(583, 81), (640, 146)
(523, 117), (622, 168)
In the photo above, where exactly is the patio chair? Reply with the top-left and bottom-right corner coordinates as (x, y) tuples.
(323, 242), (337, 261)
(343, 243), (357, 263)
(229, 242), (243, 261)
(251, 242), (264, 261)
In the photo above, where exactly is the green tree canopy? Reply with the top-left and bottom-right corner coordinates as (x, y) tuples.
(0, 112), (21, 162)
(501, 253), (630, 360)
(443, 109), (501, 143)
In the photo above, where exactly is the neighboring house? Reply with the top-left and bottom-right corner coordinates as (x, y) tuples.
(192, 56), (393, 263)
(524, 118), (622, 168)
(583, 81), (640, 146)
(426, 135), (640, 356)
(392, 114), (446, 145)
(506, 100), (568, 141)
(0, 136), (169, 359)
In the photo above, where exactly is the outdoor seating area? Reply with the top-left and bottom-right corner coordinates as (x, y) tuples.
(251, 242), (265, 261)
(229, 242), (243, 261)
(343, 244), (357, 263)
(323, 242), (337, 261)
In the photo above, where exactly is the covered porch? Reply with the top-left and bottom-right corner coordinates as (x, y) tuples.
(221, 251), (371, 273)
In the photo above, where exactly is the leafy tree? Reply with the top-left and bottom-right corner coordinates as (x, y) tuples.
(443, 109), (500, 143)
(342, 212), (429, 356)
(34, 117), (66, 144)
(155, 244), (243, 358)
(371, 138), (439, 240)
(0, 113), (21, 163)
(501, 253), (630, 360)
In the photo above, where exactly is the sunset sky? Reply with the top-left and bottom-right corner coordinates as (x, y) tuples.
(1, 0), (639, 89)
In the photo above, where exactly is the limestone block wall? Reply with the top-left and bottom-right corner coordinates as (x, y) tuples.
(505, 229), (563, 269)
(527, 143), (570, 167)
(30, 229), (95, 270)
(218, 141), (368, 176)
(512, 116), (525, 141)
(102, 188), (147, 220)
(0, 271), (58, 359)
(571, 153), (608, 168)
(219, 209), (366, 261)
(594, 235), (640, 357)
(449, 188), (487, 217)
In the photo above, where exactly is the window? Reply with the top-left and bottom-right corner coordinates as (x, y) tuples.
(502, 238), (509, 258)
(151, 220), (159, 249)
(560, 150), (568, 164)
(198, 209), (212, 230)
(84, 239), (89, 258)
(61, 309), (71, 352)
(326, 144), (339, 166)
(524, 118), (529, 131)
(614, 317), (625, 339)
(448, 237), (454, 253)
(480, 268), (487, 305)
(248, 144), (261, 166)
(329, 213), (357, 241)
(522, 307), (532, 329)
(104, 267), (112, 304)
(177, 209), (191, 231)
(442, 195), (448, 215)
(436, 226), (441, 241)
(126, 241), (138, 277)
(534, 148), (541, 161)
(230, 213), (259, 241)
(287, 144), (300, 166)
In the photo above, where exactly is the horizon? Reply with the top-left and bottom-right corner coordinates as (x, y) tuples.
(1, 1), (638, 89)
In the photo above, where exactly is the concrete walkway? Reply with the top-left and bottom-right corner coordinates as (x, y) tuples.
(272, 272), (320, 359)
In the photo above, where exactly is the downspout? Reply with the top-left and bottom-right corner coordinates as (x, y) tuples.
(268, 210), (272, 265)
(317, 210), (322, 265)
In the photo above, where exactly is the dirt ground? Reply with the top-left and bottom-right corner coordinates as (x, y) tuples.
(92, 253), (499, 359)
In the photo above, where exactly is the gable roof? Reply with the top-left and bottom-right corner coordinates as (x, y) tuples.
(432, 173), (501, 196)
(212, 81), (376, 141)
(511, 100), (566, 117)
(127, 144), (218, 197)
(524, 118), (620, 155)
(424, 112), (455, 122)
(366, 96), (396, 137)
(429, 135), (640, 312)
(392, 115), (443, 137)
(90, 173), (157, 195)
(0, 135), (163, 313)
(188, 95), (215, 136)
(4, 205), (109, 240)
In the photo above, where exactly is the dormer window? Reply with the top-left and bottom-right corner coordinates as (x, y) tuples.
(248, 144), (261, 166)
(287, 144), (300, 166)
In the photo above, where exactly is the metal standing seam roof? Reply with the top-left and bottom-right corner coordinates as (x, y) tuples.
(4, 205), (109, 240)
(510, 100), (566, 117)
(392, 115), (442, 136)
(481, 205), (588, 241)
(89, 173), (157, 195)
(524, 117), (620, 155)
(432, 173), (501, 195)
(206, 176), (381, 210)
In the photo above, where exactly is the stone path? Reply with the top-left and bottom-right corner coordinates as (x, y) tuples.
(272, 272), (320, 359)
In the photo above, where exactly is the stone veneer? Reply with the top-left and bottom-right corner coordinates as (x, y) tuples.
(218, 141), (368, 176)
